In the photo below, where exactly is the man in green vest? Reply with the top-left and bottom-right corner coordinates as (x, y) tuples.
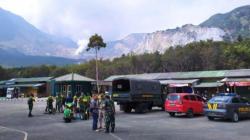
(27, 93), (35, 117)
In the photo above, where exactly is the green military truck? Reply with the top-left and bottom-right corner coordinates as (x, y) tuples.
(112, 77), (166, 113)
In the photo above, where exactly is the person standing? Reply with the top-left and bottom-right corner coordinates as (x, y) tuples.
(56, 94), (62, 113)
(90, 95), (99, 131)
(61, 94), (66, 110)
(98, 94), (105, 129)
(104, 95), (115, 133)
(47, 96), (54, 114)
(27, 93), (35, 117)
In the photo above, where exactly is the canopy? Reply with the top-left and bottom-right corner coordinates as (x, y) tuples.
(0, 83), (44, 88)
(221, 78), (250, 87)
(194, 82), (224, 88)
(160, 79), (199, 87)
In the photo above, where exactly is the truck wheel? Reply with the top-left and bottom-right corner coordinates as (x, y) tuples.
(148, 105), (152, 111)
(231, 112), (239, 122)
(187, 109), (194, 118)
(169, 112), (175, 117)
(124, 105), (132, 113)
(135, 103), (146, 113)
(207, 116), (214, 121)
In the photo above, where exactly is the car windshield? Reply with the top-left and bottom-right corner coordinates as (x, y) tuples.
(168, 95), (180, 101)
(209, 96), (231, 103)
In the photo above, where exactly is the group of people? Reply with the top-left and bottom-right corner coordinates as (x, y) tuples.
(27, 92), (116, 133)
(90, 94), (116, 133)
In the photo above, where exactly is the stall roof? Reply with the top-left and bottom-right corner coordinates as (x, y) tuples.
(221, 78), (250, 82)
(104, 69), (250, 81)
(0, 83), (44, 88)
(55, 73), (95, 82)
(0, 80), (6, 85)
(7, 77), (53, 83)
(194, 82), (224, 88)
(160, 79), (199, 85)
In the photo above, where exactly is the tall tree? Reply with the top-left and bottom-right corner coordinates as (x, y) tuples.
(86, 34), (106, 93)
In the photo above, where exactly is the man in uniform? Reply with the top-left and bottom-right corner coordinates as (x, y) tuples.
(47, 96), (54, 114)
(84, 93), (91, 120)
(56, 94), (62, 113)
(61, 94), (66, 110)
(27, 93), (35, 117)
(104, 95), (115, 133)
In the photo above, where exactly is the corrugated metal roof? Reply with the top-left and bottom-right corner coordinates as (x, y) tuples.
(160, 79), (199, 85)
(0, 83), (45, 88)
(0, 80), (6, 85)
(8, 77), (53, 83)
(194, 82), (224, 88)
(55, 73), (95, 82)
(104, 69), (250, 81)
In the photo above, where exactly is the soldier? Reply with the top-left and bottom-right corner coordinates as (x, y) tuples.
(104, 95), (115, 133)
(61, 94), (66, 110)
(47, 96), (54, 114)
(27, 93), (35, 117)
(85, 93), (91, 120)
(56, 94), (62, 113)
(73, 95), (79, 118)
(79, 95), (88, 120)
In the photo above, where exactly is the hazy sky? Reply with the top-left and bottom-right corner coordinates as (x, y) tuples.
(0, 0), (250, 45)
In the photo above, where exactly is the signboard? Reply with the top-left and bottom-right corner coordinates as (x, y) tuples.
(228, 82), (250, 87)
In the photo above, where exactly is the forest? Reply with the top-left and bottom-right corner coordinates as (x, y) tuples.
(1, 38), (250, 81)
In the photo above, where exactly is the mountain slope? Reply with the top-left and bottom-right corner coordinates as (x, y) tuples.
(98, 5), (250, 58)
(200, 5), (250, 39)
(0, 8), (78, 58)
(0, 47), (81, 67)
(99, 24), (225, 58)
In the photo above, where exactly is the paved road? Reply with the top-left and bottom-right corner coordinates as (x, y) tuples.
(0, 99), (250, 140)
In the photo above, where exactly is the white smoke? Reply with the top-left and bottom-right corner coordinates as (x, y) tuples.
(75, 39), (88, 55)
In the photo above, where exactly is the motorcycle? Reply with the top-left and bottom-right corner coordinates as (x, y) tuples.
(63, 103), (74, 123)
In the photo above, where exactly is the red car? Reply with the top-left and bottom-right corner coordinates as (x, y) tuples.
(165, 93), (205, 117)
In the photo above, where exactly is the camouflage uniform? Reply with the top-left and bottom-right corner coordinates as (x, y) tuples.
(47, 96), (54, 113)
(79, 96), (88, 120)
(85, 95), (91, 119)
(56, 95), (62, 112)
(27, 95), (35, 117)
(104, 97), (115, 133)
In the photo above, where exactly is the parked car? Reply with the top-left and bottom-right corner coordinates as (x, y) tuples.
(165, 93), (205, 117)
(204, 93), (250, 122)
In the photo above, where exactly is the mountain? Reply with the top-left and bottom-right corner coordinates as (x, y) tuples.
(99, 24), (225, 58)
(0, 46), (81, 67)
(200, 5), (250, 39)
(0, 8), (78, 58)
(1, 5), (250, 63)
(97, 5), (250, 58)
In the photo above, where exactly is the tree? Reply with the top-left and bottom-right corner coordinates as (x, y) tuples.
(86, 34), (106, 93)
(237, 35), (243, 42)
